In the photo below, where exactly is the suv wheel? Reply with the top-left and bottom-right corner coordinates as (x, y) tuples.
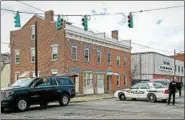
(16, 97), (28, 112)
(59, 94), (69, 106)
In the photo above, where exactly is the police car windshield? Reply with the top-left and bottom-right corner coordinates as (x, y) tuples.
(153, 83), (165, 88)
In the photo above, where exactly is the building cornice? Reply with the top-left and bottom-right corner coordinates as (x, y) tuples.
(65, 29), (131, 52)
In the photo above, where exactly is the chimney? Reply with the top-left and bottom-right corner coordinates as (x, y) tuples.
(45, 10), (54, 22)
(111, 30), (118, 40)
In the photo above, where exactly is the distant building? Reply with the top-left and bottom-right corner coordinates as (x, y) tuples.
(10, 10), (132, 94)
(131, 52), (184, 84)
(170, 52), (184, 67)
(1, 53), (11, 88)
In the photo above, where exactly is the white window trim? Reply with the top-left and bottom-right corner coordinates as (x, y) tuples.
(97, 50), (101, 63)
(84, 48), (90, 63)
(31, 24), (35, 40)
(30, 48), (35, 63)
(15, 50), (20, 64)
(72, 45), (78, 61)
(51, 44), (58, 61)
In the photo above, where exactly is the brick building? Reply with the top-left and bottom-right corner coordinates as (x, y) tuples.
(10, 10), (132, 94)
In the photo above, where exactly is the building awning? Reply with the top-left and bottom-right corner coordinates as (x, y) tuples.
(19, 71), (30, 78)
(68, 68), (81, 72)
(106, 70), (119, 76)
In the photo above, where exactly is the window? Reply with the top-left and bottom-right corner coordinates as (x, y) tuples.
(175, 65), (176, 71)
(178, 66), (180, 72)
(31, 25), (35, 40)
(15, 50), (20, 64)
(72, 45), (77, 61)
(117, 74), (120, 87)
(124, 56), (127, 67)
(131, 83), (141, 89)
(57, 78), (71, 85)
(49, 78), (57, 85)
(51, 69), (58, 75)
(51, 44), (58, 61)
(31, 48), (35, 63)
(107, 53), (111, 65)
(124, 73), (127, 86)
(181, 67), (183, 73)
(97, 50), (101, 63)
(140, 83), (150, 89)
(153, 83), (165, 88)
(117, 55), (120, 66)
(84, 48), (90, 63)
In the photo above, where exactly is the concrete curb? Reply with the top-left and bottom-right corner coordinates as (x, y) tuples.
(71, 96), (115, 103)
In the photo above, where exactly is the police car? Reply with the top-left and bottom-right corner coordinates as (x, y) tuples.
(114, 82), (169, 102)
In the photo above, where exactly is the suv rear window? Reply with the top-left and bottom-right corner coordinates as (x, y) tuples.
(57, 78), (73, 85)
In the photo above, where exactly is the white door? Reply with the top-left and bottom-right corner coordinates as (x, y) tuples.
(97, 73), (104, 93)
(129, 83), (141, 98)
(84, 73), (94, 94)
(75, 73), (79, 93)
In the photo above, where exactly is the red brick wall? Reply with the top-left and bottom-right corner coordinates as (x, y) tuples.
(152, 74), (173, 79)
(10, 16), (66, 83)
(64, 38), (131, 91)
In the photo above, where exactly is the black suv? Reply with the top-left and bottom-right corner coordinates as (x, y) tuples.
(1, 75), (76, 112)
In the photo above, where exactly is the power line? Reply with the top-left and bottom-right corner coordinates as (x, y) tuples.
(15, 0), (45, 12)
(1, 4), (184, 17)
(131, 5), (184, 13)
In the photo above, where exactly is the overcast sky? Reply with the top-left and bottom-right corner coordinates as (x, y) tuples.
(1, 1), (184, 56)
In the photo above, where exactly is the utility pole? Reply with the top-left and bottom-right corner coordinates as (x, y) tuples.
(140, 54), (142, 80)
(174, 49), (176, 80)
(35, 21), (38, 77)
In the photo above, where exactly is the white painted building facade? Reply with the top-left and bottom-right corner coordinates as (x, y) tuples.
(131, 52), (184, 83)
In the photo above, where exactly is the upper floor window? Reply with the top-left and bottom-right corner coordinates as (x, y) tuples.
(31, 25), (35, 40)
(117, 55), (121, 66)
(72, 45), (77, 61)
(31, 48), (35, 63)
(175, 65), (177, 71)
(107, 53), (111, 65)
(124, 56), (127, 67)
(51, 44), (58, 61)
(15, 50), (20, 64)
(84, 47), (90, 63)
(97, 50), (101, 63)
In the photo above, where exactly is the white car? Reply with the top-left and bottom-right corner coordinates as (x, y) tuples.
(114, 82), (169, 102)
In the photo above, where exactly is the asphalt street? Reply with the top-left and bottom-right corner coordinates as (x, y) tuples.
(1, 93), (184, 119)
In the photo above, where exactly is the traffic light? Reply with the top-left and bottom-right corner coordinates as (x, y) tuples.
(82, 16), (88, 31)
(56, 15), (63, 31)
(128, 13), (133, 28)
(14, 11), (21, 27)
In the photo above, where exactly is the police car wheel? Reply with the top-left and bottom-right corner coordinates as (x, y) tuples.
(147, 94), (156, 102)
(119, 93), (126, 101)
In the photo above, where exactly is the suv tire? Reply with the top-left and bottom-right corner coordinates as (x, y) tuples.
(59, 94), (69, 106)
(15, 97), (28, 112)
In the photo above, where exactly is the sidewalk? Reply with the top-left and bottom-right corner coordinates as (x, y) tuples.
(71, 93), (114, 103)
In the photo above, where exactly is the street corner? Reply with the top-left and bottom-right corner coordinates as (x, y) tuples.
(71, 94), (114, 103)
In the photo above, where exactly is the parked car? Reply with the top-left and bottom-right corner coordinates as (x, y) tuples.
(1, 75), (76, 112)
(114, 82), (169, 103)
(152, 79), (170, 87)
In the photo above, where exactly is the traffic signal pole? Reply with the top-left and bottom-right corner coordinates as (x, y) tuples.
(35, 21), (38, 77)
